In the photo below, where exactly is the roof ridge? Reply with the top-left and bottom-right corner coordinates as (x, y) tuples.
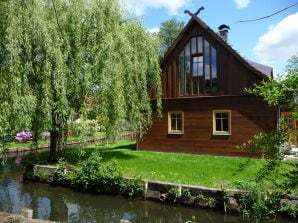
(161, 10), (272, 80)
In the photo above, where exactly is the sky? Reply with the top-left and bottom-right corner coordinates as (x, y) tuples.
(119, 0), (298, 76)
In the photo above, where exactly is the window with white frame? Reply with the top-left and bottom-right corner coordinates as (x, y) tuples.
(168, 111), (184, 134)
(213, 110), (231, 135)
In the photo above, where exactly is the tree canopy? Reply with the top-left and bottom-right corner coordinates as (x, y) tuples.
(158, 18), (184, 57)
(0, 0), (162, 161)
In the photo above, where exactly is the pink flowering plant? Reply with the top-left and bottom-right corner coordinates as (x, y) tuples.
(15, 131), (33, 142)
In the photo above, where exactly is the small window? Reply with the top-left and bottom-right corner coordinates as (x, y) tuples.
(168, 112), (184, 134)
(213, 110), (231, 135)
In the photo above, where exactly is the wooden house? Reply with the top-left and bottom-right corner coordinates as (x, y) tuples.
(137, 12), (277, 157)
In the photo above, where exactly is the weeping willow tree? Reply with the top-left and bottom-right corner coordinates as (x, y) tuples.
(0, 0), (162, 161)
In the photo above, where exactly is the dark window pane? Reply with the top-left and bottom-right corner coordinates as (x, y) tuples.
(176, 113), (182, 119)
(191, 37), (197, 54)
(193, 62), (198, 76)
(215, 112), (230, 133)
(176, 119), (182, 130)
(216, 119), (222, 131)
(222, 119), (229, 131)
(171, 119), (176, 130)
(222, 113), (228, 119)
(211, 46), (217, 92)
(179, 52), (185, 95)
(199, 76), (204, 94)
(211, 47), (217, 78)
(198, 37), (203, 53)
(192, 77), (198, 94)
(215, 113), (221, 119)
(204, 40), (210, 92)
(198, 62), (203, 76)
(185, 43), (191, 94)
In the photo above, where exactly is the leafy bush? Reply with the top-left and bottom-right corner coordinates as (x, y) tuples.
(235, 181), (281, 222)
(54, 158), (71, 186)
(73, 151), (124, 194)
(181, 188), (191, 201)
(279, 199), (298, 218)
(122, 177), (144, 199)
(166, 187), (179, 203)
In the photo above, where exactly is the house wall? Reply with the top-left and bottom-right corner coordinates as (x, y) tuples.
(137, 95), (277, 157)
(161, 21), (263, 99)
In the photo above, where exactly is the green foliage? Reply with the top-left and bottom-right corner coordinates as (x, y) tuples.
(166, 187), (179, 203)
(158, 18), (184, 56)
(195, 192), (204, 201)
(73, 151), (124, 194)
(185, 216), (197, 223)
(0, 0), (162, 161)
(235, 181), (281, 222)
(246, 54), (298, 126)
(279, 199), (298, 218)
(237, 129), (288, 159)
(69, 118), (100, 146)
(54, 158), (70, 185)
(222, 189), (233, 202)
(181, 188), (191, 200)
(34, 168), (52, 179)
(274, 162), (298, 194)
(122, 177), (144, 199)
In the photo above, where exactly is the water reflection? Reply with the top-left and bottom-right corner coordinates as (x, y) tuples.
(0, 161), (296, 223)
(0, 177), (240, 223)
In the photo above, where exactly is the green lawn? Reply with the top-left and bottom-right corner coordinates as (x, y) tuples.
(63, 140), (272, 189)
(21, 139), (297, 192)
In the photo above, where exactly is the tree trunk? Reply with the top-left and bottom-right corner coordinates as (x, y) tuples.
(50, 109), (67, 162)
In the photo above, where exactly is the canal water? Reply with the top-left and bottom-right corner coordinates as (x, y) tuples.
(0, 158), (296, 223)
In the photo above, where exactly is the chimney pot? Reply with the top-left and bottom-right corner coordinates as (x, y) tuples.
(218, 24), (230, 42)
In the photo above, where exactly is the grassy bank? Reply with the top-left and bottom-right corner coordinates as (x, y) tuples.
(36, 139), (292, 191)
(23, 139), (297, 192)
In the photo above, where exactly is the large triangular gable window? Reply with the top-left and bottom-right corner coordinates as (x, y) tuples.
(179, 37), (217, 96)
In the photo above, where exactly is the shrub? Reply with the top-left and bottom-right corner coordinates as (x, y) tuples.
(166, 187), (179, 203)
(73, 151), (124, 194)
(122, 177), (144, 199)
(181, 188), (191, 201)
(236, 181), (281, 222)
(54, 158), (71, 186)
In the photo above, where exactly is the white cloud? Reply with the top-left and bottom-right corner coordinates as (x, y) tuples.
(253, 13), (298, 72)
(120, 0), (191, 16)
(148, 27), (160, 33)
(233, 0), (250, 8)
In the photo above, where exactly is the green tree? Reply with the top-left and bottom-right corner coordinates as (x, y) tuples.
(158, 18), (184, 57)
(0, 0), (161, 161)
(236, 55), (298, 221)
(247, 54), (298, 110)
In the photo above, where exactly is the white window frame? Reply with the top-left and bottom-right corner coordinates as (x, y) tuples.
(168, 111), (184, 134)
(213, 110), (231, 135)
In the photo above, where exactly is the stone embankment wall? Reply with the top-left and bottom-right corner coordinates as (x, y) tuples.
(24, 165), (298, 214)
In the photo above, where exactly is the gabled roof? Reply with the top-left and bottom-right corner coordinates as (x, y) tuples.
(161, 12), (272, 80)
(247, 60), (273, 78)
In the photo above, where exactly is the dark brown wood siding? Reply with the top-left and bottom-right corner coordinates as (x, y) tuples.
(137, 96), (277, 157)
(161, 21), (264, 98)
